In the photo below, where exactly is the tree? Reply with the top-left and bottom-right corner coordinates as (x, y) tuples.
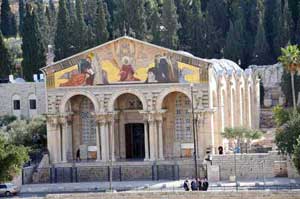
(275, 111), (300, 155)
(189, 0), (205, 57)
(19, 0), (25, 36)
(94, 0), (109, 45)
(278, 44), (300, 110)
(54, 0), (72, 61)
(73, 0), (87, 52)
(252, 5), (272, 65)
(0, 33), (12, 79)
(222, 127), (262, 152)
(281, 70), (300, 107)
(0, 136), (29, 183)
(22, 4), (46, 81)
(1, 0), (17, 37)
(160, 0), (179, 49)
(36, 0), (50, 47)
(293, 135), (300, 174)
(149, 6), (161, 45)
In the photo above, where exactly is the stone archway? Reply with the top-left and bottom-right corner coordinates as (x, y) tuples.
(62, 94), (97, 161)
(160, 91), (193, 159)
(113, 93), (146, 160)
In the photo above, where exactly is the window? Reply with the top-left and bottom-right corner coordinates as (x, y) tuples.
(13, 100), (20, 110)
(29, 99), (36, 109)
(175, 93), (192, 141)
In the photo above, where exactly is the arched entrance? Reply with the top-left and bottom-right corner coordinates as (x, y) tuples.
(65, 95), (97, 161)
(161, 91), (193, 159)
(114, 93), (145, 160)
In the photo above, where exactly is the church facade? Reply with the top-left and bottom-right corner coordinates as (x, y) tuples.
(42, 36), (260, 165)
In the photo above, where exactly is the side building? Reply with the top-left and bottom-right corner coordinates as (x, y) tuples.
(0, 80), (46, 118)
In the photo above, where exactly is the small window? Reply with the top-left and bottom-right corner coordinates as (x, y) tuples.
(29, 99), (36, 110)
(13, 100), (20, 110)
(0, 184), (6, 189)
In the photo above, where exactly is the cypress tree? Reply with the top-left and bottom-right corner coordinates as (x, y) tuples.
(1, 0), (14, 37)
(189, 0), (205, 57)
(160, 0), (179, 49)
(73, 0), (87, 52)
(252, 6), (272, 65)
(0, 32), (12, 78)
(128, 0), (147, 40)
(86, 25), (96, 49)
(22, 4), (46, 81)
(273, 0), (292, 57)
(150, 6), (161, 45)
(94, 0), (109, 45)
(36, 0), (50, 47)
(223, 18), (245, 64)
(295, 2), (300, 45)
(54, 0), (72, 61)
(48, 0), (57, 45)
(10, 14), (17, 37)
(175, 0), (192, 51)
(19, 0), (25, 36)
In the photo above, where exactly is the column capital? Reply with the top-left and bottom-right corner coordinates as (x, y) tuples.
(46, 114), (59, 126)
(58, 112), (73, 125)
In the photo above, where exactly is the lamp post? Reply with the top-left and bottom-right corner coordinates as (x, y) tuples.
(234, 147), (238, 191)
(190, 83), (198, 178)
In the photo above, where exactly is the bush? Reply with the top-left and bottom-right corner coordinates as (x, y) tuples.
(293, 136), (300, 175)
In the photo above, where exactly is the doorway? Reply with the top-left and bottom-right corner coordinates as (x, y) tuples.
(125, 123), (145, 159)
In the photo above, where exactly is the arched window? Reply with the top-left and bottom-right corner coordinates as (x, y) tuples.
(80, 97), (96, 146)
(175, 93), (192, 141)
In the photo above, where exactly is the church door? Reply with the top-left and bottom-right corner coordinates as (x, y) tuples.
(125, 123), (145, 159)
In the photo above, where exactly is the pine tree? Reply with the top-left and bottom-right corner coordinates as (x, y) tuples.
(22, 4), (46, 81)
(0, 33), (12, 78)
(73, 0), (87, 52)
(252, 6), (272, 65)
(54, 0), (72, 61)
(1, 0), (15, 37)
(160, 0), (179, 49)
(19, 0), (25, 36)
(94, 0), (109, 45)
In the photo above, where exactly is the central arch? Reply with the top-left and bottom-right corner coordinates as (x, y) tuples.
(113, 93), (145, 160)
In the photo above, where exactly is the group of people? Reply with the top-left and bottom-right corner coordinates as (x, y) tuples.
(183, 177), (209, 191)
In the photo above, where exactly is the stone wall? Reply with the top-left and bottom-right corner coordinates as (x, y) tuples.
(43, 191), (300, 199)
(0, 82), (46, 118)
(211, 152), (291, 181)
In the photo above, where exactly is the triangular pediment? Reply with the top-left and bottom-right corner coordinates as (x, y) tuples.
(43, 36), (210, 88)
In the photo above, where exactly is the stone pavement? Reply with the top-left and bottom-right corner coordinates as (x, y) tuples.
(20, 178), (300, 194)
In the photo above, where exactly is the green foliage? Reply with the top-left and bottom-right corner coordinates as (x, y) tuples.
(0, 115), (17, 128)
(22, 4), (46, 81)
(73, 0), (87, 53)
(54, 0), (72, 61)
(19, 0), (25, 36)
(222, 127), (263, 147)
(292, 135), (300, 174)
(94, 0), (109, 46)
(0, 136), (29, 183)
(160, 0), (179, 49)
(275, 111), (300, 155)
(273, 106), (291, 127)
(0, 33), (12, 78)
(0, 0), (17, 37)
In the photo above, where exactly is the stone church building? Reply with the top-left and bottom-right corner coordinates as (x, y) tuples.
(42, 36), (260, 167)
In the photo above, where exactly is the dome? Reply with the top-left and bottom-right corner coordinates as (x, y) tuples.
(177, 50), (194, 57)
(14, 78), (26, 83)
(206, 59), (243, 75)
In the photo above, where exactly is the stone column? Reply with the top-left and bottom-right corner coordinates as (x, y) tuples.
(97, 115), (108, 161)
(46, 115), (59, 163)
(58, 117), (67, 163)
(108, 114), (115, 161)
(157, 119), (164, 160)
(96, 122), (101, 161)
(148, 114), (156, 161)
(144, 120), (149, 160)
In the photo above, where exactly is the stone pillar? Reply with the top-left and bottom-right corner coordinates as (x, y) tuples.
(148, 117), (156, 161)
(108, 115), (115, 161)
(46, 115), (59, 163)
(144, 121), (149, 160)
(96, 123), (101, 161)
(157, 119), (164, 160)
(97, 115), (108, 161)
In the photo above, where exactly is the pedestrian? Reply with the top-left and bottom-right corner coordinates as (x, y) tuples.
(76, 148), (81, 161)
(203, 177), (209, 191)
(191, 178), (198, 191)
(183, 179), (190, 191)
(197, 178), (202, 191)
